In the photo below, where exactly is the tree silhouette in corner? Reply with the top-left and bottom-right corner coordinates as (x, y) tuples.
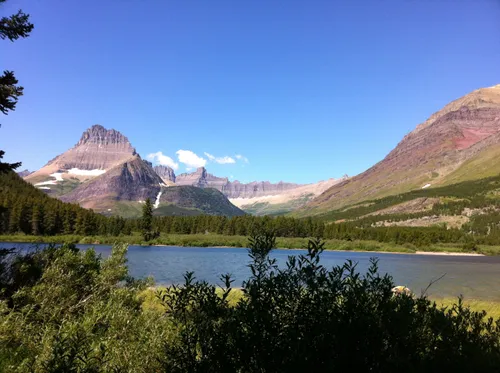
(0, 0), (34, 173)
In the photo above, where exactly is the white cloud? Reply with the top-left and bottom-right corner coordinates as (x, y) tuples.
(204, 152), (236, 164)
(235, 154), (249, 163)
(147, 151), (179, 170)
(216, 156), (235, 164)
(204, 152), (215, 161)
(176, 150), (207, 168)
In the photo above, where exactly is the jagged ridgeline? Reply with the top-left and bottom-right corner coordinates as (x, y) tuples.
(0, 171), (326, 237)
(21, 125), (245, 217)
(21, 124), (345, 216)
(16, 83), (500, 222)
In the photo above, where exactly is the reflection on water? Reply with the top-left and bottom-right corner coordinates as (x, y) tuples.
(2, 242), (500, 300)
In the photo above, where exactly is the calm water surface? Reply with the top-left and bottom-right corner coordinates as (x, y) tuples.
(2, 242), (500, 300)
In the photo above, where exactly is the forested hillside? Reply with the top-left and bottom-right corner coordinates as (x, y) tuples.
(0, 172), (126, 236)
(313, 174), (500, 245)
(5, 171), (500, 248)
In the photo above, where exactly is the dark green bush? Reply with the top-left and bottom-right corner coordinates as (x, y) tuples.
(160, 233), (500, 373)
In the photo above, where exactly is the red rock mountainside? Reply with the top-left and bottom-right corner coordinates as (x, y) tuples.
(299, 84), (500, 215)
(154, 165), (176, 184)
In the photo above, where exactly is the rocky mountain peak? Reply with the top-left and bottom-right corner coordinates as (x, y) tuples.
(26, 124), (138, 182)
(154, 165), (176, 183)
(413, 84), (500, 135)
(195, 167), (207, 177)
(17, 169), (32, 178)
(76, 124), (134, 148)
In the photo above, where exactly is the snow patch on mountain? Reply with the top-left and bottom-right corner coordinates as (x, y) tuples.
(68, 168), (106, 176)
(35, 172), (63, 186)
(51, 172), (63, 181)
(35, 180), (57, 186)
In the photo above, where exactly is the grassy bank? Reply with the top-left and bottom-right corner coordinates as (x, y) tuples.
(434, 298), (500, 320)
(141, 287), (500, 320)
(2, 233), (500, 255)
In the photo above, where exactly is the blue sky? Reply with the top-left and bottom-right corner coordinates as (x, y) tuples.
(2, 0), (500, 183)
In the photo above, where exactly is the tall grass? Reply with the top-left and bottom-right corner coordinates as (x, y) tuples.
(433, 298), (500, 320)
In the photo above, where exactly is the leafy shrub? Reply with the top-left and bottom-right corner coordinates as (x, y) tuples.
(0, 244), (168, 372)
(160, 233), (500, 372)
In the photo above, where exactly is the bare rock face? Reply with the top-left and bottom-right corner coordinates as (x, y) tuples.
(370, 106), (500, 178)
(224, 180), (301, 198)
(154, 165), (176, 183)
(176, 167), (228, 189)
(54, 124), (136, 170)
(26, 124), (136, 182)
(60, 155), (162, 209)
(413, 84), (500, 134)
(175, 167), (301, 198)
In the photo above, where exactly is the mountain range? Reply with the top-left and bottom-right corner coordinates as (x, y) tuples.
(22, 83), (500, 223)
(24, 125), (336, 217)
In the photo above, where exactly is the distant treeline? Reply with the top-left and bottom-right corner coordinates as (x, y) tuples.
(3, 172), (500, 246)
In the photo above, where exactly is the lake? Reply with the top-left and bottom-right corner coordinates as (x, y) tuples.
(2, 242), (500, 300)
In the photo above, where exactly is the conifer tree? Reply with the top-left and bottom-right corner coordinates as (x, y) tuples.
(74, 210), (84, 235)
(43, 208), (56, 235)
(31, 204), (40, 235)
(0, 206), (7, 233)
(1, 0), (34, 115)
(0, 150), (20, 174)
(62, 208), (74, 234)
(7, 201), (20, 233)
(142, 198), (154, 241)
(83, 212), (96, 236)
(98, 219), (107, 236)
(1, 0), (34, 172)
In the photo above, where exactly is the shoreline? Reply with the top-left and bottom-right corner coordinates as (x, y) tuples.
(0, 239), (486, 256)
(414, 251), (484, 256)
